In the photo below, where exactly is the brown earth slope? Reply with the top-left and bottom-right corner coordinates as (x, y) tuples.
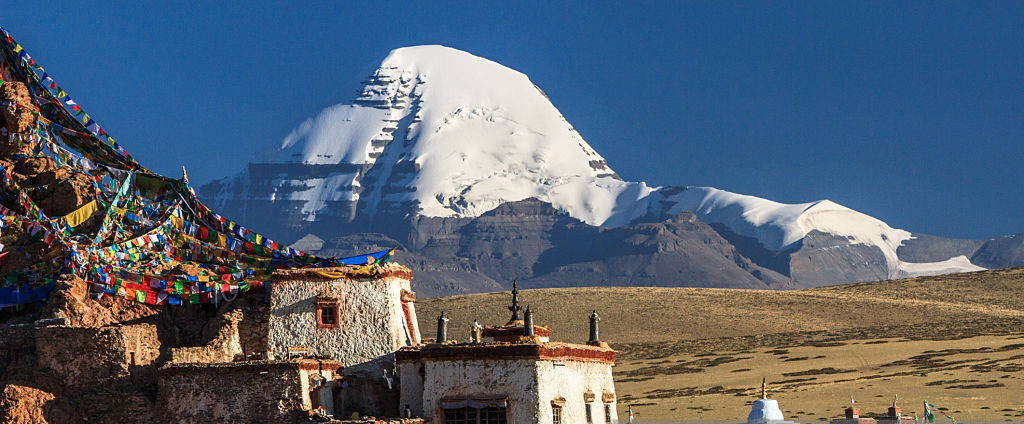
(416, 268), (1024, 422)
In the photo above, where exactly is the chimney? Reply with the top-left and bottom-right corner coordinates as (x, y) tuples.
(436, 311), (449, 343)
(588, 310), (600, 343)
(845, 406), (859, 419)
(523, 305), (535, 336)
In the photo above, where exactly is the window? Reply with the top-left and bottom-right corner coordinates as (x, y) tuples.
(443, 406), (507, 424)
(316, 297), (340, 329)
(552, 405), (562, 424)
(605, 404), (612, 423)
(586, 403), (593, 423)
(444, 407), (473, 424)
(479, 406), (507, 424)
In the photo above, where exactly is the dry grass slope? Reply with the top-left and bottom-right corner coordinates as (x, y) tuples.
(416, 268), (1024, 422)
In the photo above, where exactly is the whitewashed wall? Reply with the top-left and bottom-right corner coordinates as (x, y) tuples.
(420, 358), (541, 422)
(536, 359), (618, 424)
(398, 360), (424, 417)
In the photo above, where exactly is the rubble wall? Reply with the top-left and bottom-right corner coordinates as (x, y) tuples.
(157, 361), (322, 424)
(419, 358), (540, 422)
(268, 274), (416, 365)
(169, 310), (242, 364)
(536, 359), (618, 424)
(158, 362), (306, 423)
(34, 324), (160, 387)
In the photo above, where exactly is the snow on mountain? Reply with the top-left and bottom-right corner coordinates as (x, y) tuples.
(209, 44), (984, 280)
(658, 187), (985, 278)
(250, 45), (632, 225)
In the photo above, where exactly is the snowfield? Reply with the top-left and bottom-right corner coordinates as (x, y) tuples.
(236, 45), (983, 280)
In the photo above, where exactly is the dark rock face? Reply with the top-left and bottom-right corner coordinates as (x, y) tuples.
(199, 190), (1015, 298)
(281, 198), (799, 297)
(788, 231), (890, 287)
(896, 233), (985, 263)
(971, 233), (1024, 268)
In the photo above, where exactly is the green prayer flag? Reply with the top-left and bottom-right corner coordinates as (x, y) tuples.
(189, 293), (199, 304)
(174, 281), (182, 293)
(136, 290), (146, 303)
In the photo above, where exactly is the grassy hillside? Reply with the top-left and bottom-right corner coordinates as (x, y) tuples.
(415, 268), (1024, 422)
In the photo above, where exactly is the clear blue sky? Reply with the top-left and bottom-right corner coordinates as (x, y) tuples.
(3, 2), (1022, 239)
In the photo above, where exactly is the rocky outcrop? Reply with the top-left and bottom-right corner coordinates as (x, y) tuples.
(971, 233), (1024, 268)
(896, 233), (986, 263)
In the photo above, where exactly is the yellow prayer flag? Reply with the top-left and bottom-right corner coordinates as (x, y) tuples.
(62, 200), (98, 228)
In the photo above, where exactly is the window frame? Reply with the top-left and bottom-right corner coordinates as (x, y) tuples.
(585, 403), (593, 423)
(441, 404), (508, 424)
(315, 297), (341, 329)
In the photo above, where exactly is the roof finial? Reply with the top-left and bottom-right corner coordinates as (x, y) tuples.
(507, 280), (523, 323)
(761, 377), (767, 399)
(588, 310), (601, 343)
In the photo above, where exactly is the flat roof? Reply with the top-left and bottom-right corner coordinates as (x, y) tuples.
(159, 358), (343, 376)
(396, 341), (615, 364)
(271, 263), (412, 281)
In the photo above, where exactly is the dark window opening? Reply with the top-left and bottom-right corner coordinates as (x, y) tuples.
(443, 406), (507, 424)
(552, 405), (562, 424)
(316, 298), (340, 329)
(586, 403), (593, 423)
(605, 404), (612, 423)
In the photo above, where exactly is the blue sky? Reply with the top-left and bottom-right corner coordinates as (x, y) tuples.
(2, 2), (1022, 239)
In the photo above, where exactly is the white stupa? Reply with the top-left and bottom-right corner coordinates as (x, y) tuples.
(747, 378), (797, 424)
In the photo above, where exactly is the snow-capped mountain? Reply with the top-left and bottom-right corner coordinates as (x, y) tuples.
(203, 45), (1009, 296)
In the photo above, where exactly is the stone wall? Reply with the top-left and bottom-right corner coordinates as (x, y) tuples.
(169, 309), (242, 364)
(269, 267), (418, 417)
(34, 323), (160, 387)
(157, 359), (341, 424)
(268, 270), (417, 365)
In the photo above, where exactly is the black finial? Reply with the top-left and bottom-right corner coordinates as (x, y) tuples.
(523, 305), (535, 336)
(507, 280), (523, 323)
(589, 310), (600, 343)
(436, 311), (449, 343)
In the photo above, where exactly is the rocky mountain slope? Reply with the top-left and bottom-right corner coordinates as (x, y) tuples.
(201, 45), (1018, 297)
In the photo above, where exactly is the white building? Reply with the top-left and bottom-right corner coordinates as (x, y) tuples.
(268, 263), (421, 417)
(397, 283), (619, 424)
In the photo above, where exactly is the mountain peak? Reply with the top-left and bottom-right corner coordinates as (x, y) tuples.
(247, 44), (620, 223)
(202, 47), (987, 283)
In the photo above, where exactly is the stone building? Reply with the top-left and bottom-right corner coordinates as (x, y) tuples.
(268, 263), (420, 417)
(827, 397), (917, 423)
(397, 282), (619, 424)
(829, 397), (917, 424)
(1, 259), (619, 423)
